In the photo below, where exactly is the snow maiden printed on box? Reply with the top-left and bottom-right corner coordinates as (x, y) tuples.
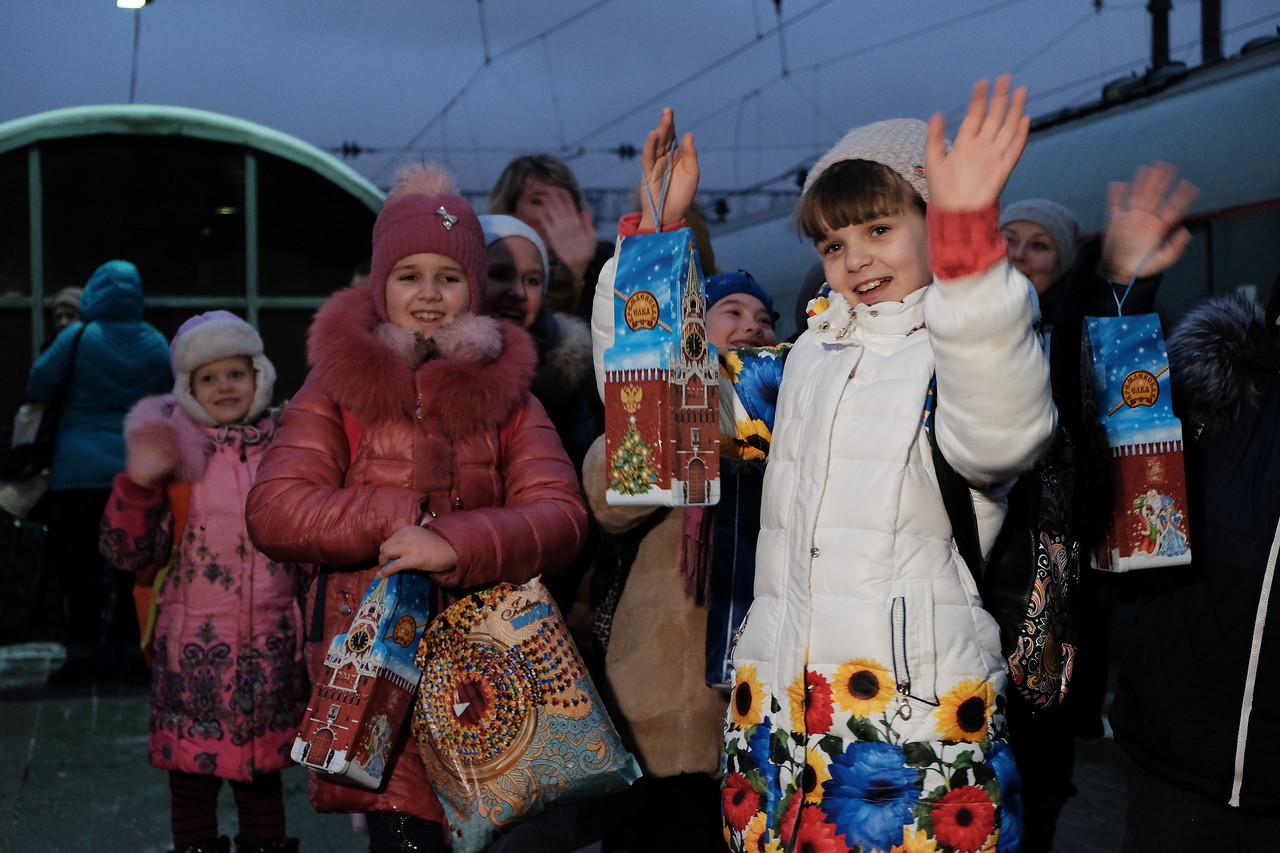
(1082, 313), (1191, 571)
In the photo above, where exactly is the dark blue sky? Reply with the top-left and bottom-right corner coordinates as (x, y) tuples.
(2, 0), (1276, 196)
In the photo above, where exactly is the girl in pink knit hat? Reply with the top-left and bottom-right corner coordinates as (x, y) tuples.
(100, 310), (308, 853)
(245, 164), (587, 853)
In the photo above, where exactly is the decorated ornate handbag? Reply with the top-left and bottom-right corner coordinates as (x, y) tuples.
(411, 577), (641, 853)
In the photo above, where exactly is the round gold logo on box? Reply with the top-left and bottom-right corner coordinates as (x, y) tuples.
(624, 291), (661, 331)
(1121, 369), (1159, 408)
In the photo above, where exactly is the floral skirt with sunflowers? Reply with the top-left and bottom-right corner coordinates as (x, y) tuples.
(722, 660), (1023, 853)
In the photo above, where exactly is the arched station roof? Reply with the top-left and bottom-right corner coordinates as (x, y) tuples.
(0, 103), (385, 212)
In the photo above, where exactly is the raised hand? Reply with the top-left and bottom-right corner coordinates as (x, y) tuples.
(1101, 161), (1199, 283)
(524, 185), (600, 281)
(126, 438), (178, 489)
(638, 107), (699, 231)
(926, 75), (1030, 212)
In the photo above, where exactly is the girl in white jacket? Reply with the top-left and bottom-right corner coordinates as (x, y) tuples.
(608, 77), (1055, 852)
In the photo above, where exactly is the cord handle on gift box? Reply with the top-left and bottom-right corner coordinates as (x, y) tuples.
(642, 137), (677, 231)
(1110, 246), (1160, 316)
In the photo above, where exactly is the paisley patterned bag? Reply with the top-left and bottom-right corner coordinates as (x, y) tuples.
(411, 578), (641, 853)
(928, 381), (1082, 710)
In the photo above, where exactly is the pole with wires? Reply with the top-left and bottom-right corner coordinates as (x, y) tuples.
(476, 0), (492, 65)
(773, 0), (789, 77)
(129, 9), (142, 103)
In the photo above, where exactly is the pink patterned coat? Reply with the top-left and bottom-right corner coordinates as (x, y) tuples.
(101, 396), (309, 781)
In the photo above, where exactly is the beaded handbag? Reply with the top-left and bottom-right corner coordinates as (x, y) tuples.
(411, 578), (640, 853)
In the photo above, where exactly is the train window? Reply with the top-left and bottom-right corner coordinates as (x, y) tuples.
(39, 135), (246, 298)
(0, 150), (30, 298)
(257, 154), (371, 299)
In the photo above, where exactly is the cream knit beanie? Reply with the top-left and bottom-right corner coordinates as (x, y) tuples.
(803, 118), (938, 202)
(1000, 198), (1081, 281)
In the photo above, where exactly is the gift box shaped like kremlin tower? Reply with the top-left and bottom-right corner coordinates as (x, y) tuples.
(292, 573), (433, 788)
(603, 228), (720, 507)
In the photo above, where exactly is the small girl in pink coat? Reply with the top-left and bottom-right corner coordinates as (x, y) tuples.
(101, 311), (308, 853)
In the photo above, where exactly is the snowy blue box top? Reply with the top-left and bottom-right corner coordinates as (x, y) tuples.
(291, 572), (433, 789)
(602, 227), (720, 506)
(1083, 314), (1184, 447)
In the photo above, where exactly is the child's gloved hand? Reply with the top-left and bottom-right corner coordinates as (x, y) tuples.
(126, 439), (178, 488)
(376, 525), (458, 577)
(925, 75), (1030, 212)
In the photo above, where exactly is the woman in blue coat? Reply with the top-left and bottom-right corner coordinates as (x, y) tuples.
(26, 259), (171, 686)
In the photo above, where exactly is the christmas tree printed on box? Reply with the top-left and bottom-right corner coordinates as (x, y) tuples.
(603, 228), (719, 506)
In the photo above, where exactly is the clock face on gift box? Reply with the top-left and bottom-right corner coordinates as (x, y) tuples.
(683, 328), (706, 361)
(346, 629), (372, 654)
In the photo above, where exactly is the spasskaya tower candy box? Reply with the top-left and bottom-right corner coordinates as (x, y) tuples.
(292, 572), (433, 788)
(603, 228), (719, 507)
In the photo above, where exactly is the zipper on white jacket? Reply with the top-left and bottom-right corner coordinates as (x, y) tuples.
(1230, 512), (1280, 806)
(890, 597), (913, 719)
(890, 595), (940, 722)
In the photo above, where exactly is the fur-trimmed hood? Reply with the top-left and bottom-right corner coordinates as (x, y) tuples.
(124, 395), (276, 484)
(1168, 294), (1280, 437)
(307, 280), (537, 435)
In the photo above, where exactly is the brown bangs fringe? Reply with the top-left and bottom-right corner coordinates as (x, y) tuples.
(795, 160), (926, 243)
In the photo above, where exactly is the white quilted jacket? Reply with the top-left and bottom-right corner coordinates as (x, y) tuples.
(736, 262), (1053, 740)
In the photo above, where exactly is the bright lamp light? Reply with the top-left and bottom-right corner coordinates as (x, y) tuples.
(117, 0), (150, 8)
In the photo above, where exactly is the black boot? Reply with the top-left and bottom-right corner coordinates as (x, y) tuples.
(234, 835), (299, 853)
(170, 837), (231, 853)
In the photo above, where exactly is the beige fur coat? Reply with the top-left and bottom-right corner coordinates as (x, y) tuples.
(583, 435), (727, 777)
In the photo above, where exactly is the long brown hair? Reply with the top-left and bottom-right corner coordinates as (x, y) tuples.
(795, 159), (926, 244)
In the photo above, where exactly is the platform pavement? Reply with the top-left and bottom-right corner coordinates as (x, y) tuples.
(0, 642), (1126, 852)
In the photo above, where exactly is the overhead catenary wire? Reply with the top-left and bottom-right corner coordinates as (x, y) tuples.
(372, 2), (1280, 192)
(373, 0), (622, 183)
(943, 6), (1102, 126)
(562, 0), (837, 153)
(1020, 7), (1280, 116)
(672, 0), (1038, 166)
(477, 0), (492, 65)
(774, 0), (790, 78)
(542, 35), (568, 150)
(375, 0), (1088, 184)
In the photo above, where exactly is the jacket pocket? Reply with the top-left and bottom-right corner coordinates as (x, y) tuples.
(889, 582), (939, 720)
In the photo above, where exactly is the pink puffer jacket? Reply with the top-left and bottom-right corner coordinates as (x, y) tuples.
(246, 282), (588, 822)
(102, 397), (309, 781)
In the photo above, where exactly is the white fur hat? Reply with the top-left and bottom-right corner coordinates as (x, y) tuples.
(169, 310), (276, 427)
(479, 214), (550, 293)
(803, 118), (939, 202)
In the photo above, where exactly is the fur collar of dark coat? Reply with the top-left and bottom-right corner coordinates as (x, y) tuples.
(530, 310), (593, 403)
(307, 281), (537, 436)
(1168, 294), (1280, 437)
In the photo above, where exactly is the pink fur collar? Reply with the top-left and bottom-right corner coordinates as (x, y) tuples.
(307, 281), (538, 435)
